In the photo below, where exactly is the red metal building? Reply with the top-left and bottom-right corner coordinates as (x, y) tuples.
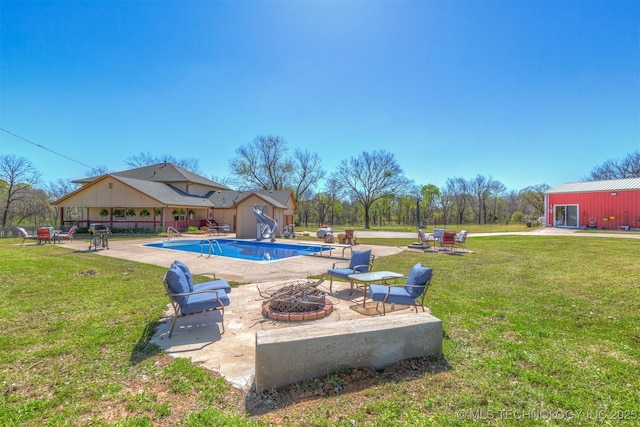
(545, 177), (640, 230)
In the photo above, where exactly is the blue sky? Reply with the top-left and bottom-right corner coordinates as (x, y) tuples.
(1, 0), (638, 192)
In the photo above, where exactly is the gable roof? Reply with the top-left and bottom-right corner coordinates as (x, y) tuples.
(114, 176), (214, 207)
(548, 177), (640, 194)
(54, 174), (215, 207)
(74, 163), (231, 190)
(207, 190), (294, 209)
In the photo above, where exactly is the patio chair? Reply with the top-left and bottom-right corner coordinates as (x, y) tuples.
(417, 229), (430, 246)
(442, 231), (456, 251)
(37, 227), (53, 245)
(369, 263), (433, 315)
(454, 230), (468, 252)
(57, 225), (78, 242)
(327, 249), (375, 293)
(163, 263), (230, 338)
(171, 260), (232, 294)
(17, 227), (37, 245)
(418, 228), (444, 247)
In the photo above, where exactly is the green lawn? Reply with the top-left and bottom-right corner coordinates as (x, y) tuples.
(1, 235), (638, 426)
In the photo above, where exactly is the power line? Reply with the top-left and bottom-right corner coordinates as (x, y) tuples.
(0, 127), (96, 170)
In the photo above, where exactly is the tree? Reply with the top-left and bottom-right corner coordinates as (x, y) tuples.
(46, 178), (79, 201)
(292, 149), (325, 204)
(0, 155), (42, 226)
(519, 184), (550, 217)
(46, 178), (82, 224)
(585, 150), (640, 180)
(419, 184), (441, 227)
(332, 150), (410, 229)
(445, 177), (469, 224)
(486, 179), (506, 224)
(229, 135), (325, 204)
(85, 165), (112, 177)
(229, 135), (293, 190)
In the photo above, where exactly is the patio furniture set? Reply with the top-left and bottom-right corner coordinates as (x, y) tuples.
(417, 228), (468, 252)
(163, 247), (435, 338)
(17, 225), (78, 245)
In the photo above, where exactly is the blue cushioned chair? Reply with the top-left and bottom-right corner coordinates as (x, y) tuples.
(369, 263), (433, 315)
(327, 249), (375, 293)
(163, 264), (230, 337)
(171, 260), (232, 294)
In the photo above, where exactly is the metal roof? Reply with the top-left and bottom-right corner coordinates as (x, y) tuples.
(548, 177), (640, 194)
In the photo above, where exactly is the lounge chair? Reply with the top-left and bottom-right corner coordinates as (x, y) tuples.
(57, 225), (78, 242)
(417, 229), (430, 246)
(163, 263), (230, 338)
(327, 249), (375, 293)
(369, 263), (433, 315)
(17, 227), (37, 245)
(171, 260), (232, 294)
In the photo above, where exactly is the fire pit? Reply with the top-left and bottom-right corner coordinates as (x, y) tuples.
(260, 277), (333, 321)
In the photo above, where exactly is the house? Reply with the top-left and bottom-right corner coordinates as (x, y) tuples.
(544, 177), (640, 230)
(53, 163), (297, 239)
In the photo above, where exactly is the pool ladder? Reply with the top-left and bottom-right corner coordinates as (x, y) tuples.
(200, 239), (222, 258)
(166, 227), (181, 240)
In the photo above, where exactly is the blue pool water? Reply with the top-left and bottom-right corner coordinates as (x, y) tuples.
(144, 239), (330, 261)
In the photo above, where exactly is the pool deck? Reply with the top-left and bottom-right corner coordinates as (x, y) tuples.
(65, 234), (404, 283)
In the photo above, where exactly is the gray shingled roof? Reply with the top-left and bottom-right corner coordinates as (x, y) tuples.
(548, 177), (640, 194)
(113, 163), (231, 189)
(74, 163), (231, 190)
(113, 176), (214, 207)
(59, 163), (296, 208)
(207, 190), (291, 208)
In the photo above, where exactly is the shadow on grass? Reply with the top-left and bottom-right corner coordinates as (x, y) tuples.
(130, 321), (163, 365)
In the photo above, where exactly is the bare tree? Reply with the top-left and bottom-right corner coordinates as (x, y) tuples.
(445, 177), (469, 224)
(332, 150), (410, 229)
(46, 178), (80, 201)
(0, 155), (42, 226)
(469, 175), (489, 224)
(322, 177), (342, 225)
(85, 165), (112, 177)
(11, 188), (51, 226)
(292, 149), (325, 204)
(486, 179), (507, 223)
(46, 179), (82, 225)
(229, 135), (294, 190)
(585, 150), (640, 180)
(229, 136), (325, 204)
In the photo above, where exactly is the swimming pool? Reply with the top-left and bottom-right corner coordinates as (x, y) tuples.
(144, 239), (330, 261)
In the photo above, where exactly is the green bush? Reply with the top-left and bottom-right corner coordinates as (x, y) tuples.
(510, 211), (524, 224)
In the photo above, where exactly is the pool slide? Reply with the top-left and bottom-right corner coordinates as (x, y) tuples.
(253, 204), (278, 242)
